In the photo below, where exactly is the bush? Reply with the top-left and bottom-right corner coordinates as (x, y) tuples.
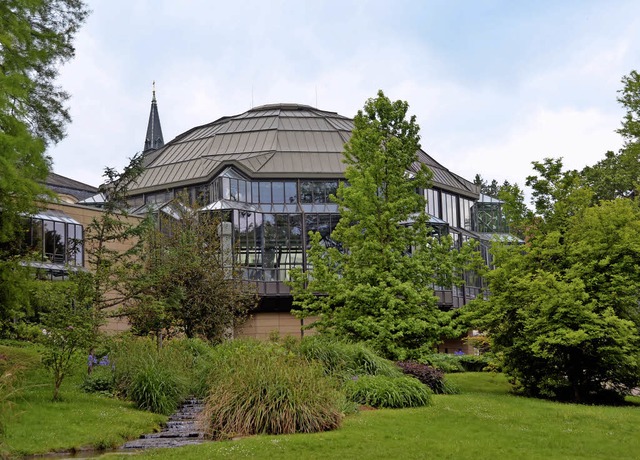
(396, 361), (459, 394)
(297, 336), (401, 379)
(458, 354), (491, 372)
(342, 375), (432, 408)
(202, 340), (343, 440)
(81, 366), (114, 395)
(419, 354), (465, 373)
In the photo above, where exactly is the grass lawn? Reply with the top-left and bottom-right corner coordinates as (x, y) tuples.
(2, 342), (639, 460)
(107, 372), (640, 460)
(0, 343), (165, 457)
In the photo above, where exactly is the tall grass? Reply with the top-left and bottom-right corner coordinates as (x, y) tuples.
(296, 336), (401, 379)
(343, 374), (432, 408)
(109, 336), (212, 414)
(202, 340), (344, 440)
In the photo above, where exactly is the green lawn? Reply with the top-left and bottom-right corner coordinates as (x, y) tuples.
(106, 373), (640, 460)
(0, 344), (165, 457)
(2, 343), (639, 460)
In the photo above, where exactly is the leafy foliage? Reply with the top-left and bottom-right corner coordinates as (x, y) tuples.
(396, 361), (458, 394)
(202, 340), (343, 440)
(131, 195), (257, 342)
(342, 374), (432, 408)
(0, 0), (88, 334)
(84, 155), (151, 315)
(291, 91), (485, 359)
(40, 299), (98, 401)
(465, 72), (640, 403)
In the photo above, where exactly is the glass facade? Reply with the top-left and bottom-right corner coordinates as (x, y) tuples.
(130, 167), (507, 307)
(471, 202), (510, 233)
(425, 188), (474, 231)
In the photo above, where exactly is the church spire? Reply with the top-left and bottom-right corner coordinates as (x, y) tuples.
(143, 81), (164, 152)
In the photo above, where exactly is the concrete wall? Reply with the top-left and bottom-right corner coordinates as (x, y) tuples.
(46, 202), (141, 332)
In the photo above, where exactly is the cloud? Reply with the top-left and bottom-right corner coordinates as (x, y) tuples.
(455, 107), (622, 189)
(44, 0), (640, 191)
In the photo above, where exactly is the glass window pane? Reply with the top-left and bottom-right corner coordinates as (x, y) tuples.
(259, 182), (271, 204)
(301, 182), (313, 203)
(252, 182), (259, 204)
(222, 177), (231, 200)
(285, 182), (297, 204)
(272, 182), (284, 203)
(230, 179), (238, 201)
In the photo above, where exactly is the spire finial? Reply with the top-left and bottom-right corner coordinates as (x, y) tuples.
(144, 81), (164, 152)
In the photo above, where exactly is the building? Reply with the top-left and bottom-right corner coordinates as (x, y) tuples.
(124, 98), (507, 341)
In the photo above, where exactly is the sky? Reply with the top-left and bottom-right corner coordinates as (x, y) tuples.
(48, 0), (640, 199)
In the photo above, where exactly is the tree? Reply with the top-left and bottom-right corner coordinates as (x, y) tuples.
(473, 174), (501, 197)
(36, 273), (99, 400)
(130, 196), (257, 343)
(581, 71), (640, 202)
(291, 91), (484, 360)
(0, 0), (88, 331)
(464, 159), (640, 403)
(83, 155), (151, 317)
(465, 209), (640, 402)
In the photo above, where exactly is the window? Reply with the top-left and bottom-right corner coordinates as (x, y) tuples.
(24, 212), (85, 270)
(301, 180), (338, 203)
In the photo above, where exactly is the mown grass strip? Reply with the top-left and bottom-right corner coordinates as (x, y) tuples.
(105, 373), (640, 460)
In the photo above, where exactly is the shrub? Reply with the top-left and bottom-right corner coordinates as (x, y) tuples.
(342, 375), (432, 408)
(81, 366), (114, 395)
(458, 354), (491, 372)
(419, 354), (465, 373)
(202, 340), (343, 440)
(396, 361), (459, 394)
(297, 336), (401, 379)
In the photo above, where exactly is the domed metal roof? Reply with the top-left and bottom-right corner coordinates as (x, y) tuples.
(131, 103), (477, 198)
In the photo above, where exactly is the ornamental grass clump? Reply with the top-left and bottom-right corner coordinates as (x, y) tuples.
(128, 360), (188, 415)
(297, 336), (401, 380)
(343, 374), (432, 408)
(202, 340), (344, 440)
(109, 336), (193, 414)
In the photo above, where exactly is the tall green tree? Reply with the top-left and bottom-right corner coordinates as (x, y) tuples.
(581, 71), (640, 201)
(464, 88), (640, 402)
(0, 0), (88, 329)
(130, 196), (257, 343)
(291, 91), (484, 360)
(465, 196), (640, 402)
